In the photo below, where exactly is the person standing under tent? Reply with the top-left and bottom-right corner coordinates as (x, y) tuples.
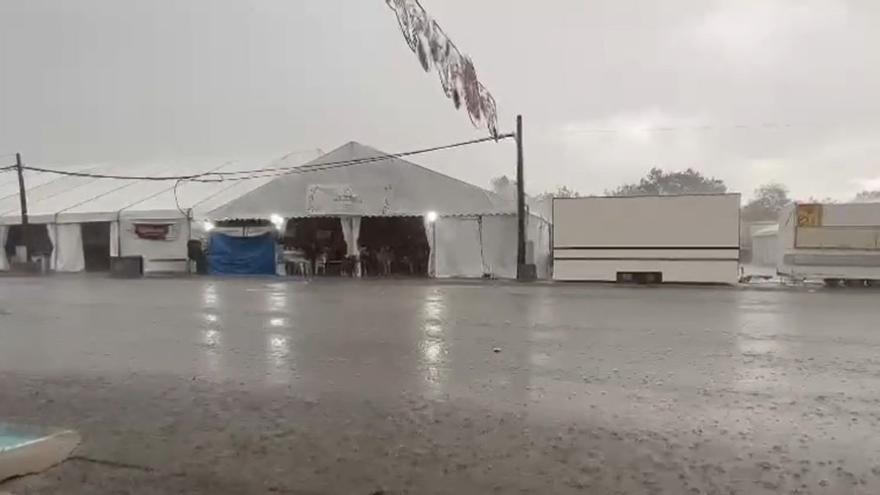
(358, 245), (370, 277)
(376, 246), (391, 276)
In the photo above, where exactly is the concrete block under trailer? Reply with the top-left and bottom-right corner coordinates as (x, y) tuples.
(777, 203), (880, 287)
(552, 194), (741, 284)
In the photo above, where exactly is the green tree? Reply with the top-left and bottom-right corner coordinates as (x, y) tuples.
(490, 175), (516, 201)
(554, 185), (580, 198)
(853, 190), (880, 203)
(606, 167), (727, 197)
(804, 196), (837, 204)
(741, 183), (792, 222)
(537, 185), (581, 200)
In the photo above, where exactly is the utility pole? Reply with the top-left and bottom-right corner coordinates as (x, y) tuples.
(15, 153), (29, 262)
(515, 115), (528, 280)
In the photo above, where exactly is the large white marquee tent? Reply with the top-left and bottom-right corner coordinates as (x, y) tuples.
(210, 142), (552, 279)
(0, 160), (275, 273)
(0, 142), (551, 278)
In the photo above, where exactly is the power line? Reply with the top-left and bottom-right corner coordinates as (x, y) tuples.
(203, 134), (513, 180)
(194, 156), (423, 182)
(170, 161), (235, 216)
(563, 122), (824, 135)
(20, 135), (513, 183)
(186, 152), (466, 183)
(17, 166), (211, 181)
(173, 179), (187, 216)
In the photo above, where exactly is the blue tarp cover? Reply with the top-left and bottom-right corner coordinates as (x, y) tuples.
(208, 232), (276, 275)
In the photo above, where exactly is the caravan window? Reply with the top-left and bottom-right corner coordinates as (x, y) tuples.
(134, 223), (177, 241)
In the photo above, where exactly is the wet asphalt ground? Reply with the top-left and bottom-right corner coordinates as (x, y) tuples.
(1, 276), (879, 494)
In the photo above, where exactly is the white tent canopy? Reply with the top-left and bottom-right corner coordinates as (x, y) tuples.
(208, 142), (515, 219)
(1, 143), (551, 278)
(0, 159), (277, 273)
(751, 224), (780, 268)
(208, 142), (551, 279)
(0, 160), (277, 226)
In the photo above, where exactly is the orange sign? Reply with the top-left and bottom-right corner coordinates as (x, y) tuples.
(797, 204), (823, 227)
(134, 223), (171, 240)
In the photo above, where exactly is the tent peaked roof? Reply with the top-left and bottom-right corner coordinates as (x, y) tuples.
(208, 141), (515, 219)
(0, 160), (279, 225)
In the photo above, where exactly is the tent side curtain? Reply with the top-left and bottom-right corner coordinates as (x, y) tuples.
(340, 216), (361, 257)
(54, 224), (86, 272)
(47, 223), (57, 270)
(110, 221), (120, 257)
(434, 217), (484, 278)
(480, 215), (518, 279)
(529, 216), (553, 279)
(0, 225), (8, 271)
(431, 214), (551, 280)
(424, 216), (435, 276)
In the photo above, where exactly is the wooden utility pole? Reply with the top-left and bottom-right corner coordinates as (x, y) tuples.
(515, 115), (526, 277)
(15, 153), (29, 261)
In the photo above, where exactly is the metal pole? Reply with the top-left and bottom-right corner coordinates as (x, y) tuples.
(515, 115), (526, 277)
(15, 153), (29, 261)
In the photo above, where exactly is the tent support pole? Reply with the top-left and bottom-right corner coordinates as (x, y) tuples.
(116, 211), (122, 259)
(515, 115), (534, 281)
(186, 209), (193, 275)
(16, 153), (29, 262)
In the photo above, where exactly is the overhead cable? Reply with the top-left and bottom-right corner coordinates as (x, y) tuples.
(21, 135), (513, 183)
(18, 166), (211, 181)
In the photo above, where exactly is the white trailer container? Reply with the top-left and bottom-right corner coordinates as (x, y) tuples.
(777, 203), (880, 285)
(553, 194), (741, 284)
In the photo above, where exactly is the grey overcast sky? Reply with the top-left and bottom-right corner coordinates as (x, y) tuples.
(1, 0), (879, 200)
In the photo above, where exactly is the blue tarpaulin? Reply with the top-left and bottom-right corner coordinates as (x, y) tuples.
(208, 232), (276, 275)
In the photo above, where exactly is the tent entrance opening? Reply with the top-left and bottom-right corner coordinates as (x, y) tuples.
(359, 217), (428, 277)
(284, 217), (346, 275)
(3, 224), (52, 263)
(82, 222), (111, 272)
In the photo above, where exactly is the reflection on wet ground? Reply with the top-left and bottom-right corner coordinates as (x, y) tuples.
(1, 278), (880, 493)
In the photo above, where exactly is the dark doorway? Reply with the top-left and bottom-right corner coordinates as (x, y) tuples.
(81, 222), (111, 272)
(3, 224), (53, 262)
(359, 217), (429, 277)
(284, 218), (346, 275)
(616, 271), (663, 285)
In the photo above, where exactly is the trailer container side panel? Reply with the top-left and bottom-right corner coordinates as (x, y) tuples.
(778, 203), (880, 281)
(553, 194), (741, 284)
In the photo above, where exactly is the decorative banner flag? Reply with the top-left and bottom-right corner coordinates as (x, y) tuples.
(386, 0), (500, 138)
(306, 184), (365, 216)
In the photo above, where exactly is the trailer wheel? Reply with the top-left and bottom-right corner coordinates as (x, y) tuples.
(865, 280), (878, 288)
(823, 278), (841, 288)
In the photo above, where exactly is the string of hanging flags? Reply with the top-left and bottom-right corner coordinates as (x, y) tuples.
(386, 0), (500, 139)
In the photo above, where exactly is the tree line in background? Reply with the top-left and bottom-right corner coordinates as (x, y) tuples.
(490, 169), (880, 222)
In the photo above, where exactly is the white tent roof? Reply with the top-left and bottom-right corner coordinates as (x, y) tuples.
(0, 142), (515, 226)
(0, 160), (277, 225)
(752, 224), (779, 238)
(208, 142), (516, 219)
